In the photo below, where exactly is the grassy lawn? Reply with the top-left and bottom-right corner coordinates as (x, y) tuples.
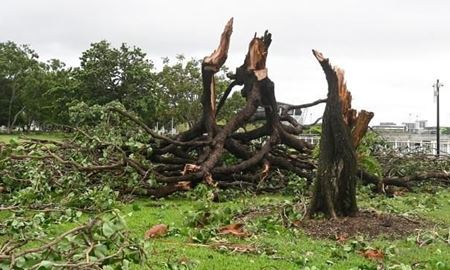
(127, 192), (450, 269)
(0, 132), (65, 143)
(0, 188), (450, 270)
(7, 189), (446, 269)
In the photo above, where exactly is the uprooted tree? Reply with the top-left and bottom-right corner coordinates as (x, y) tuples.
(112, 18), (321, 195)
(1, 18), (375, 209)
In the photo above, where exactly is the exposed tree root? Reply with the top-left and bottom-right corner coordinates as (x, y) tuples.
(3, 19), (381, 199)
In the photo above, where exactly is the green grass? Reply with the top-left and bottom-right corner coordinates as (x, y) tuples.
(3, 191), (450, 269)
(0, 132), (65, 143)
(121, 192), (450, 269)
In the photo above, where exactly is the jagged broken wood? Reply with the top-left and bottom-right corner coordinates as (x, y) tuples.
(132, 19), (320, 195)
(307, 50), (374, 218)
(5, 19), (346, 198)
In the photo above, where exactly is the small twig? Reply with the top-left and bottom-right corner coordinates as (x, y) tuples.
(19, 136), (66, 147)
(12, 219), (98, 260)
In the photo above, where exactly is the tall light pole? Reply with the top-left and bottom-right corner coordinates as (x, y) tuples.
(433, 79), (444, 157)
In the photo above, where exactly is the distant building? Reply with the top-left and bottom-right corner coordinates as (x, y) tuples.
(370, 120), (449, 155)
(298, 119), (450, 156)
(372, 122), (405, 133)
(254, 102), (302, 123)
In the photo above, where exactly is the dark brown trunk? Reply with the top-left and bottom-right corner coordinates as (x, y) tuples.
(308, 50), (373, 218)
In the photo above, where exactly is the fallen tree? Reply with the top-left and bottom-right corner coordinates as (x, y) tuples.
(358, 153), (450, 193)
(1, 19), (324, 200)
(4, 18), (440, 204)
(103, 19), (322, 195)
(113, 20), (325, 195)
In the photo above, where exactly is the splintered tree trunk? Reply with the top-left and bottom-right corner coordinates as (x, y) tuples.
(102, 20), (324, 197)
(308, 50), (374, 218)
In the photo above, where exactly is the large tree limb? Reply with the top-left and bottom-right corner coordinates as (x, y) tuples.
(110, 108), (210, 146)
(280, 98), (327, 115)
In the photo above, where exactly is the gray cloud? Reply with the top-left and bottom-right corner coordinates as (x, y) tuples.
(2, 0), (450, 125)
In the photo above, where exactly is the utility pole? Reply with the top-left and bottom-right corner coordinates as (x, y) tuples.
(433, 79), (444, 157)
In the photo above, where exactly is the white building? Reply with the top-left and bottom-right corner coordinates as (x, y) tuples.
(297, 120), (450, 156)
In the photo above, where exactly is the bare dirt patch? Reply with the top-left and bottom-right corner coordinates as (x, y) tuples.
(298, 210), (429, 239)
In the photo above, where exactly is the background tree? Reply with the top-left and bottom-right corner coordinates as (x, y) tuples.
(75, 41), (160, 124)
(25, 59), (77, 127)
(0, 41), (40, 132)
(156, 55), (232, 129)
(216, 91), (246, 123)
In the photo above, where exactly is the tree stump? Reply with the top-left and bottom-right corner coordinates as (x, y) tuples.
(308, 50), (374, 218)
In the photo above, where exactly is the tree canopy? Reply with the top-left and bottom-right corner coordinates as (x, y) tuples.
(0, 40), (241, 131)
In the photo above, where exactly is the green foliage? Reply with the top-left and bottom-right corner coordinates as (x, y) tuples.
(0, 210), (148, 269)
(0, 42), (78, 128)
(380, 154), (450, 179)
(283, 172), (308, 196)
(216, 91), (246, 123)
(307, 125), (322, 135)
(64, 186), (118, 211)
(0, 40), (240, 132)
(0, 41), (40, 129)
(357, 132), (384, 177)
(156, 55), (235, 127)
(0, 141), (120, 212)
(0, 102), (156, 212)
(2, 191), (449, 269)
(185, 201), (235, 229)
(75, 41), (161, 125)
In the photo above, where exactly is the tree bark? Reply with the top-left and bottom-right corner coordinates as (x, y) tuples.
(308, 50), (373, 218)
(30, 20), (341, 199)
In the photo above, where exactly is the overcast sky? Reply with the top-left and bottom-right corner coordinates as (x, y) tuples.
(2, 0), (450, 126)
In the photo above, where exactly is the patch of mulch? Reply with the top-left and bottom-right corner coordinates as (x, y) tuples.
(298, 210), (430, 239)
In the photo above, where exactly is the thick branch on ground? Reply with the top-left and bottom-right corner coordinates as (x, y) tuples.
(358, 168), (450, 195)
(111, 107), (209, 146)
(47, 151), (125, 172)
(19, 136), (67, 147)
(213, 132), (278, 174)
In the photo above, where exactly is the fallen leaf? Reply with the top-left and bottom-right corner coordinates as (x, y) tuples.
(291, 220), (302, 227)
(335, 232), (348, 243)
(145, 224), (168, 239)
(393, 188), (407, 196)
(361, 249), (384, 260)
(218, 223), (248, 237)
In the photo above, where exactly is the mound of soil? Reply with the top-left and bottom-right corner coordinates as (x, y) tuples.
(298, 210), (428, 239)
